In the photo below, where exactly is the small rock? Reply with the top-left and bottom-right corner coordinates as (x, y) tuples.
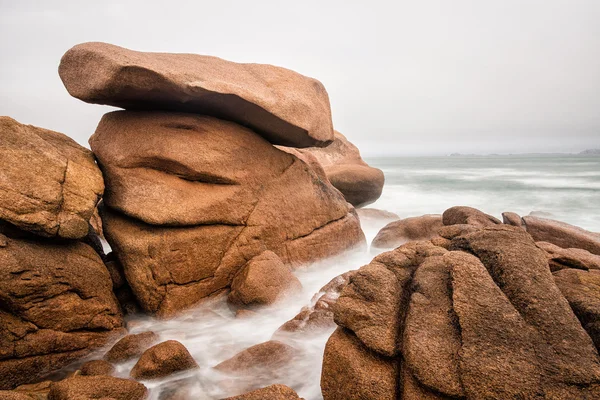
(442, 206), (501, 227)
(104, 331), (159, 363)
(223, 384), (302, 399)
(371, 214), (442, 249)
(130, 340), (198, 380)
(80, 360), (115, 376)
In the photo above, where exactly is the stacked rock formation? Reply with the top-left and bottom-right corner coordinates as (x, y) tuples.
(278, 131), (384, 207)
(0, 117), (123, 389)
(58, 42), (365, 317)
(322, 209), (600, 399)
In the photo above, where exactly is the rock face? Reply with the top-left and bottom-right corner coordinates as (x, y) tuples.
(0, 234), (123, 389)
(104, 331), (159, 363)
(47, 376), (147, 400)
(371, 214), (442, 250)
(59, 42), (334, 148)
(321, 224), (600, 399)
(224, 384), (302, 400)
(442, 206), (501, 227)
(523, 215), (600, 255)
(92, 111), (364, 317)
(537, 241), (600, 272)
(130, 340), (198, 380)
(279, 131), (384, 207)
(0, 117), (103, 239)
(228, 251), (302, 307)
(80, 360), (115, 376)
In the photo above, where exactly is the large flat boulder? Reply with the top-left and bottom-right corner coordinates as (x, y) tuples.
(0, 117), (103, 239)
(59, 42), (334, 148)
(94, 112), (364, 317)
(0, 234), (123, 389)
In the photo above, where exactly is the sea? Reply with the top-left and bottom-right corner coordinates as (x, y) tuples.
(77, 155), (600, 399)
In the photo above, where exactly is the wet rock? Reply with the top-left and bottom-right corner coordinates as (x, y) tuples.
(59, 42), (334, 148)
(355, 208), (399, 224)
(502, 211), (524, 228)
(321, 328), (397, 400)
(0, 116), (103, 239)
(537, 241), (600, 271)
(0, 235), (123, 389)
(80, 360), (115, 376)
(47, 375), (147, 400)
(523, 215), (600, 255)
(94, 112), (364, 317)
(214, 340), (296, 375)
(442, 206), (501, 227)
(104, 331), (159, 363)
(130, 340), (198, 380)
(279, 131), (384, 207)
(228, 251), (302, 307)
(371, 214), (442, 249)
(223, 384), (302, 400)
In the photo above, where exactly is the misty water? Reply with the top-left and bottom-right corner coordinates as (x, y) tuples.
(91, 155), (600, 399)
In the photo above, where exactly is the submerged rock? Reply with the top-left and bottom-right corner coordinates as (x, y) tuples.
(0, 234), (123, 389)
(59, 42), (334, 148)
(371, 214), (442, 250)
(130, 340), (198, 380)
(0, 117), (103, 239)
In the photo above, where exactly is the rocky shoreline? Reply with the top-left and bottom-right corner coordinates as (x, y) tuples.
(1, 43), (600, 399)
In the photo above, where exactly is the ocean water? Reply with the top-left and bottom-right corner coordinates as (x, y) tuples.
(367, 155), (600, 232)
(69, 155), (600, 399)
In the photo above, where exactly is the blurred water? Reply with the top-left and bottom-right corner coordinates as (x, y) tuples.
(367, 155), (600, 231)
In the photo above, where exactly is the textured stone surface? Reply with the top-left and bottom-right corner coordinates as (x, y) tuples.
(537, 241), (600, 271)
(228, 251), (302, 307)
(130, 340), (198, 380)
(0, 235), (123, 389)
(0, 116), (103, 239)
(80, 360), (115, 376)
(502, 211), (523, 228)
(104, 331), (159, 363)
(59, 42), (333, 148)
(223, 384), (302, 400)
(47, 375), (147, 400)
(523, 215), (600, 255)
(442, 206), (501, 227)
(371, 214), (442, 249)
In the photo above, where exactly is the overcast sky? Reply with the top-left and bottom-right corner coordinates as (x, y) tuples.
(1, 0), (599, 156)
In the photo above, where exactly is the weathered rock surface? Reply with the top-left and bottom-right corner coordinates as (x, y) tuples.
(47, 375), (147, 400)
(502, 211), (523, 228)
(130, 340), (198, 380)
(322, 224), (600, 400)
(59, 42), (333, 148)
(371, 214), (442, 249)
(442, 206), (501, 227)
(537, 241), (600, 271)
(228, 251), (302, 307)
(279, 131), (384, 207)
(223, 384), (302, 400)
(523, 215), (600, 255)
(80, 360), (115, 376)
(0, 234), (123, 389)
(94, 112), (364, 317)
(104, 331), (160, 363)
(0, 117), (103, 239)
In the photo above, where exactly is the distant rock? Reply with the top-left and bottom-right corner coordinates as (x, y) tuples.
(59, 42), (334, 148)
(278, 131), (384, 207)
(0, 116), (103, 239)
(130, 340), (198, 380)
(228, 251), (302, 307)
(371, 214), (442, 250)
(580, 149), (600, 155)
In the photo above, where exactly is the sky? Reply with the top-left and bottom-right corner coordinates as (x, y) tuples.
(1, 0), (599, 156)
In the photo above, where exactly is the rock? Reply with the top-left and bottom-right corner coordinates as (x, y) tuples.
(442, 206), (501, 227)
(214, 340), (296, 375)
(228, 251), (302, 307)
(94, 112), (364, 317)
(80, 360), (115, 376)
(11, 381), (52, 400)
(223, 384), (302, 400)
(104, 331), (159, 363)
(59, 42), (333, 148)
(0, 116), (103, 239)
(554, 268), (600, 351)
(355, 208), (399, 224)
(502, 211), (523, 228)
(279, 131), (384, 207)
(523, 216), (600, 255)
(371, 214), (442, 249)
(0, 235), (123, 389)
(537, 241), (600, 271)
(130, 340), (198, 380)
(321, 328), (397, 400)
(47, 376), (147, 400)
(0, 392), (36, 400)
